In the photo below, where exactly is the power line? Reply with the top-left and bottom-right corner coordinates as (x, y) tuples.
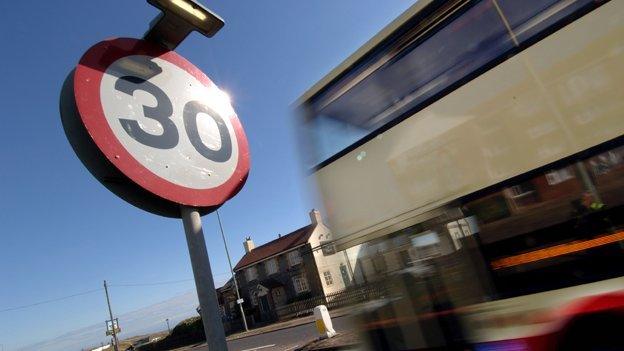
(1, 273), (232, 313)
(0, 288), (103, 313)
(109, 273), (231, 287)
(109, 278), (195, 287)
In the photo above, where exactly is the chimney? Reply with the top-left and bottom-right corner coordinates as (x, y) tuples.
(243, 236), (255, 253)
(309, 209), (322, 226)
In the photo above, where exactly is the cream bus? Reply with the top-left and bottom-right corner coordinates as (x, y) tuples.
(297, 0), (624, 349)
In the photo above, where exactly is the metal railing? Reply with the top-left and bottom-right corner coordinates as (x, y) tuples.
(275, 282), (389, 320)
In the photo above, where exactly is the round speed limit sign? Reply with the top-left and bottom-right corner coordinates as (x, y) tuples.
(61, 38), (250, 217)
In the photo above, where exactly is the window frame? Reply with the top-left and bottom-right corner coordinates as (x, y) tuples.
(293, 275), (310, 294)
(287, 249), (303, 267)
(265, 258), (279, 275)
(323, 271), (334, 286)
(245, 266), (258, 282)
(459, 139), (624, 299)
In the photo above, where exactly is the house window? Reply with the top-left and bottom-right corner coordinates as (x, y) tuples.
(323, 271), (333, 286)
(245, 266), (258, 282)
(399, 250), (413, 268)
(508, 182), (535, 197)
(272, 287), (286, 306)
(372, 255), (387, 274)
(505, 181), (539, 208)
(292, 276), (309, 294)
(340, 264), (351, 286)
(287, 250), (302, 266)
(251, 292), (258, 306)
(545, 167), (575, 185)
(321, 243), (336, 256)
(265, 258), (278, 275)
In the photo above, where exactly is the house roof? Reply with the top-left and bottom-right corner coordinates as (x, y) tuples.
(233, 224), (315, 271)
(217, 278), (234, 292)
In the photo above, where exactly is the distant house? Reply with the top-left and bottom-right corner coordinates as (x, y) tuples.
(227, 209), (360, 325)
(216, 278), (237, 320)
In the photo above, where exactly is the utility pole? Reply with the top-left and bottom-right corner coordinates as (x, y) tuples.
(103, 280), (119, 351)
(216, 209), (249, 332)
(166, 318), (171, 334)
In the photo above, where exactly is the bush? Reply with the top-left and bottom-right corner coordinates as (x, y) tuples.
(136, 317), (205, 351)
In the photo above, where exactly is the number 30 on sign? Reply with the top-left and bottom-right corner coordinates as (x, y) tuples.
(61, 38), (250, 217)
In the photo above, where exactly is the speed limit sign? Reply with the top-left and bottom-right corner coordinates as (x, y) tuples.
(63, 4), (243, 349)
(61, 38), (250, 217)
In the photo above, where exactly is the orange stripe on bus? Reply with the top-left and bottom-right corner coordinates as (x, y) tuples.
(491, 231), (624, 270)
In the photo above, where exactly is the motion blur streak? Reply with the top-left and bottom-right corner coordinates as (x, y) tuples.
(491, 231), (624, 270)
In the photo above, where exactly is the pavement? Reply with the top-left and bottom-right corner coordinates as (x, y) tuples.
(227, 306), (354, 341)
(171, 314), (357, 351)
(296, 331), (361, 351)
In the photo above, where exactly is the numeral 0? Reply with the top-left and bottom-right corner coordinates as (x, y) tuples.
(114, 75), (232, 163)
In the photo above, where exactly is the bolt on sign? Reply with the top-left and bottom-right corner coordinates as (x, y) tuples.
(61, 37), (250, 217)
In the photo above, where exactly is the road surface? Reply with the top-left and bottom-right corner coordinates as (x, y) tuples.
(181, 314), (355, 351)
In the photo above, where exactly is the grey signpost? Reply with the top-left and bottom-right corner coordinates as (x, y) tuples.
(181, 206), (227, 349)
(60, 1), (251, 350)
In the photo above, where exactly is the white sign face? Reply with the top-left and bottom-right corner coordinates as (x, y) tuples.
(236, 298), (244, 304)
(105, 319), (120, 336)
(100, 55), (239, 190)
(72, 38), (250, 208)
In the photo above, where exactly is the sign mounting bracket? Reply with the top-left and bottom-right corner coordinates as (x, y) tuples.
(144, 0), (225, 50)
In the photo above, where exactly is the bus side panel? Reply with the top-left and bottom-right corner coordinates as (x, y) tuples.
(315, 0), (624, 246)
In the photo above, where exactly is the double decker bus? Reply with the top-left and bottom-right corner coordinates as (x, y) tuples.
(297, 0), (624, 349)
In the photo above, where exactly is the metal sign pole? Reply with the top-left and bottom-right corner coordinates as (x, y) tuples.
(180, 206), (227, 351)
(62, 5), (247, 351)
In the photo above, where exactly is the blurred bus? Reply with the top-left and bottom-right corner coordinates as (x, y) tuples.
(296, 0), (624, 349)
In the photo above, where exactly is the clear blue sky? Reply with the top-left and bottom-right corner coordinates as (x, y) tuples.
(0, 1), (412, 349)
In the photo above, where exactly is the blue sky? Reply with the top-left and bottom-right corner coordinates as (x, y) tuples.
(0, 1), (412, 349)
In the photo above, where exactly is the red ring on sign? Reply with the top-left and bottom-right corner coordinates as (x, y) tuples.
(74, 38), (250, 207)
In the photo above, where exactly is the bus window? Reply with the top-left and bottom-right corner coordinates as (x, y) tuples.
(463, 144), (624, 298)
(497, 0), (595, 44)
(302, 0), (515, 167)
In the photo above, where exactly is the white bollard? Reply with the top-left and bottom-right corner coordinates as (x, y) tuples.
(313, 305), (337, 339)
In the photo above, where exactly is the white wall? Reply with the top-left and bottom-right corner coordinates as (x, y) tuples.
(309, 220), (366, 295)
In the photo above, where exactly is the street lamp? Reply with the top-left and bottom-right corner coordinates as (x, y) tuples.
(145, 0), (224, 50)
(217, 210), (249, 332)
(166, 318), (171, 334)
